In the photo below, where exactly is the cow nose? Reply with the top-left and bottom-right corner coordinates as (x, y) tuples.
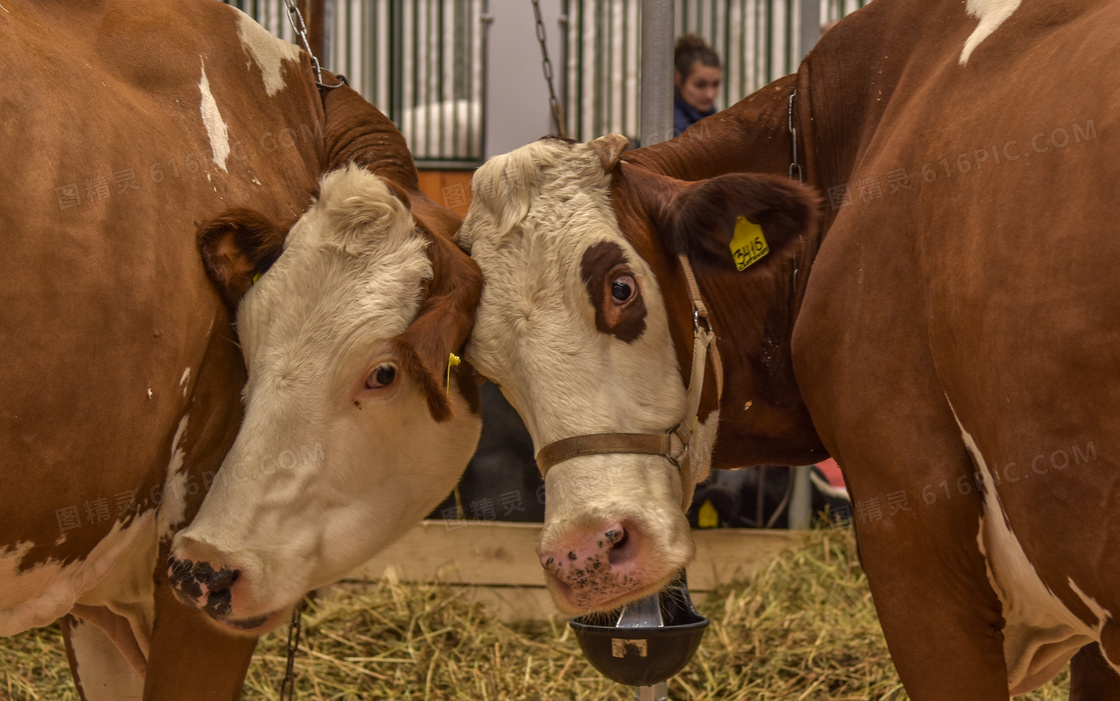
(539, 521), (642, 597)
(166, 554), (241, 614)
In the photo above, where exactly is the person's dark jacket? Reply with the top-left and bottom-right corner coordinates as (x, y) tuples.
(674, 93), (716, 136)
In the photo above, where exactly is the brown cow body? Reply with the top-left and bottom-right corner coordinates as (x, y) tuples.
(1, 2), (478, 698)
(462, 1), (1120, 697)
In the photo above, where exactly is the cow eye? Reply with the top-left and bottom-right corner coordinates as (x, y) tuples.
(611, 274), (636, 304)
(365, 364), (397, 389)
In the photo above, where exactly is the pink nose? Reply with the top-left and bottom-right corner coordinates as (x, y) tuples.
(538, 522), (643, 605)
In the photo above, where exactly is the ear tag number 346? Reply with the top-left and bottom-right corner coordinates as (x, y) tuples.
(729, 216), (769, 271)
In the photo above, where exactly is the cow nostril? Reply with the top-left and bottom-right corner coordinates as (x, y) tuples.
(206, 566), (239, 590)
(608, 527), (637, 566)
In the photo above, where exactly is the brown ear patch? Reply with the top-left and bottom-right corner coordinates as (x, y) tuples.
(197, 208), (289, 311)
(390, 232), (483, 422)
(664, 174), (820, 272)
(581, 241), (647, 343)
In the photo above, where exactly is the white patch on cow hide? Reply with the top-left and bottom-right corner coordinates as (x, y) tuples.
(179, 367), (191, 398)
(0, 510), (157, 638)
(197, 61), (230, 173)
(960, 0), (1022, 65)
(953, 412), (1095, 694)
(157, 414), (190, 539)
(234, 7), (302, 97)
(68, 617), (145, 701)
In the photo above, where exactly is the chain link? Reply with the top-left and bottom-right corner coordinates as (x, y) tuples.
(279, 599), (307, 701)
(531, 0), (567, 139)
(281, 0), (346, 89)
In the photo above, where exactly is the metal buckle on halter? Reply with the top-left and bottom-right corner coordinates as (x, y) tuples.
(665, 429), (689, 469)
(693, 307), (712, 335)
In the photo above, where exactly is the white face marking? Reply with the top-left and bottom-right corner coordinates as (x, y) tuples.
(960, 0), (1022, 65)
(197, 61), (230, 173)
(157, 414), (190, 539)
(68, 617), (145, 700)
(234, 8), (301, 97)
(172, 166), (481, 621)
(460, 140), (715, 610)
(952, 407), (1099, 693)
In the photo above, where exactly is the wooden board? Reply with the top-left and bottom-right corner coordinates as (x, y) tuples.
(341, 521), (807, 620)
(416, 169), (474, 219)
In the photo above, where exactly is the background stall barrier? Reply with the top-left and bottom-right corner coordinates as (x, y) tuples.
(228, 0), (871, 164)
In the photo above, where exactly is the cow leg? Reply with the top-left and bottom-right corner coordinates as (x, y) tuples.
(847, 450), (1011, 701)
(1070, 643), (1120, 700)
(142, 544), (258, 701)
(61, 614), (145, 701)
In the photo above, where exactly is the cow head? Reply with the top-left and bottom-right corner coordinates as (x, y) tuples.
(458, 135), (818, 613)
(169, 165), (483, 632)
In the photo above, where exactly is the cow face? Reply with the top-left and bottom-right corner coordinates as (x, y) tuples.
(459, 136), (818, 613)
(169, 165), (482, 632)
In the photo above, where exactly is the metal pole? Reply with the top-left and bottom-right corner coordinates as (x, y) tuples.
(636, 0), (674, 693)
(787, 0), (821, 531)
(799, 0), (821, 60)
(788, 465), (813, 529)
(639, 0), (674, 146)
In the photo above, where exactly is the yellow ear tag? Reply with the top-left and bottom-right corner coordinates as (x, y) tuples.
(251, 272), (262, 285)
(729, 216), (769, 271)
(445, 352), (461, 396)
(698, 499), (720, 529)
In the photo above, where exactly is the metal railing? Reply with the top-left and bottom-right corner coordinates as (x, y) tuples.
(226, 0), (485, 167)
(563, 0), (871, 143)
(226, 0), (871, 162)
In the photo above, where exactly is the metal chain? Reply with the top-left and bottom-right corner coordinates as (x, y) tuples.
(531, 0), (567, 138)
(788, 90), (803, 182)
(279, 599), (307, 701)
(281, 0), (346, 89)
(281, 0), (323, 86)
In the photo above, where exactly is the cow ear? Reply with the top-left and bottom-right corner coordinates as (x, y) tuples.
(588, 133), (630, 173)
(660, 174), (820, 272)
(391, 232), (483, 422)
(197, 208), (289, 310)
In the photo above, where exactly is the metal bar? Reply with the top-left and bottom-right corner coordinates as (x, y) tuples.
(640, 0), (674, 145)
(594, 0), (603, 137)
(636, 682), (669, 701)
(765, 0), (772, 84)
(621, 0), (628, 138)
(478, 0), (489, 160)
(559, 5), (569, 140)
(788, 465), (813, 529)
(800, 0), (821, 60)
(785, 0), (793, 74)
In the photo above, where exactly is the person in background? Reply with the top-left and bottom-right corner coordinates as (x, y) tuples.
(674, 34), (722, 136)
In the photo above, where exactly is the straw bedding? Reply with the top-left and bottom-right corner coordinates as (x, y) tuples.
(1, 529), (1068, 700)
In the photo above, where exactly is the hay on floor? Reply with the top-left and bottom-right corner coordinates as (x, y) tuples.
(2, 529), (1070, 700)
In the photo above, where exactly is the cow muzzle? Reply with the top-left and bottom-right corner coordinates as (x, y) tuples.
(166, 544), (285, 633)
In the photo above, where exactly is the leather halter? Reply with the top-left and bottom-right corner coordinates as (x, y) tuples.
(534, 254), (724, 510)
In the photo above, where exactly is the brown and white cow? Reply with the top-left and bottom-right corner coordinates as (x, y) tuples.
(167, 91), (483, 634)
(1, 2), (480, 699)
(459, 1), (1120, 698)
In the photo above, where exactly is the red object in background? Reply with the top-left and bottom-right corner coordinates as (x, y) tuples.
(816, 458), (845, 488)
